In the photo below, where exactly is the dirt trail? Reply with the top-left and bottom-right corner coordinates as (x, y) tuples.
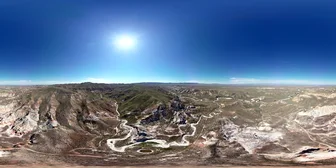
(106, 101), (222, 152)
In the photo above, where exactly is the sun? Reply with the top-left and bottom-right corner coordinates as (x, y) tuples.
(114, 35), (137, 50)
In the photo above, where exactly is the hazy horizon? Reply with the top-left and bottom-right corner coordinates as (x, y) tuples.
(1, 80), (336, 86)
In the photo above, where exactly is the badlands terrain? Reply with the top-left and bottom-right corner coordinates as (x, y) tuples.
(0, 83), (336, 166)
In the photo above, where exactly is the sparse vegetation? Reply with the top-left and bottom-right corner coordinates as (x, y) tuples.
(1, 84), (336, 165)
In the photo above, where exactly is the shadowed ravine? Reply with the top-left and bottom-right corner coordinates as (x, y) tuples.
(106, 98), (222, 152)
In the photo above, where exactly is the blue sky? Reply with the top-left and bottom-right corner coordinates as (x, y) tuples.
(1, 0), (336, 85)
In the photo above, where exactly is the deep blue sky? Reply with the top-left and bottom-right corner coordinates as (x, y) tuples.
(1, 0), (336, 84)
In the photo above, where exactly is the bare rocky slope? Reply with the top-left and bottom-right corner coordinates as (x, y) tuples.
(0, 85), (119, 153)
(1, 84), (336, 166)
(0, 84), (181, 160)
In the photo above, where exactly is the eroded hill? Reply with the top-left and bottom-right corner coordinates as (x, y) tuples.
(1, 84), (336, 166)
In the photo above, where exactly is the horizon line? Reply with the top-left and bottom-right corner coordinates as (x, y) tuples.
(0, 81), (336, 86)
(0, 77), (335, 86)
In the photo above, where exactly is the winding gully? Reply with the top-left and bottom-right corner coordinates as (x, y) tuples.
(107, 103), (220, 153)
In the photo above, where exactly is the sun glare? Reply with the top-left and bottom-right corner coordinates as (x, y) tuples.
(114, 35), (137, 50)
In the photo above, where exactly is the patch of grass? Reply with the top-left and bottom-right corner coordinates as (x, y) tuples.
(136, 141), (160, 148)
(112, 85), (174, 115)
